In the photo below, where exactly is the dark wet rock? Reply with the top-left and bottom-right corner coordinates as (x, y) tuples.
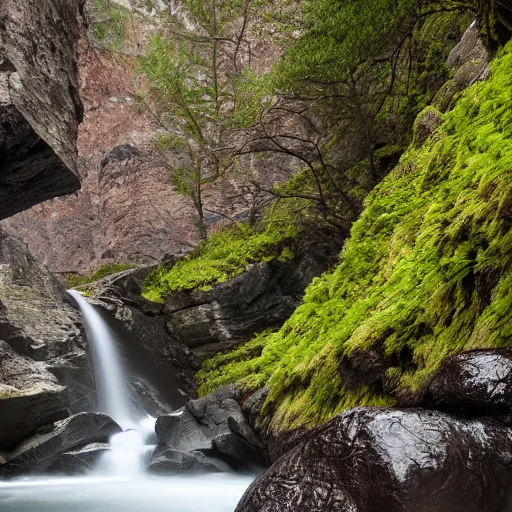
(419, 349), (512, 417)
(156, 386), (265, 471)
(165, 247), (336, 360)
(236, 407), (512, 512)
(49, 443), (110, 475)
(0, 0), (85, 220)
(0, 412), (121, 478)
(148, 446), (231, 475)
(0, 227), (96, 416)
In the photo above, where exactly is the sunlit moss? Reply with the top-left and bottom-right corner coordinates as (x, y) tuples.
(198, 42), (512, 432)
(142, 221), (298, 303)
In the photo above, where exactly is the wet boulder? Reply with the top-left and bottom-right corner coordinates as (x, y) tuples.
(419, 349), (512, 416)
(148, 446), (231, 474)
(0, 412), (121, 478)
(236, 407), (512, 512)
(156, 385), (265, 472)
(48, 443), (111, 475)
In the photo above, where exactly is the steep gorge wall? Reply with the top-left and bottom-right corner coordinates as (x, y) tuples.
(0, 0), (86, 219)
(4, 3), (295, 274)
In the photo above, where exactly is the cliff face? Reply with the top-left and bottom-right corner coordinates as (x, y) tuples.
(0, 0), (86, 219)
(0, 226), (96, 449)
(4, 2), (294, 274)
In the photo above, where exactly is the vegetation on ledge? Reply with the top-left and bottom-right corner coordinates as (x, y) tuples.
(142, 220), (298, 303)
(197, 41), (512, 431)
(66, 263), (136, 289)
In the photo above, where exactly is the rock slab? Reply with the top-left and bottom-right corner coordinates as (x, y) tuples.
(0, 412), (121, 478)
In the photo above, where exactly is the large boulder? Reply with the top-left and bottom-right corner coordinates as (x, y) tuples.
(0, 0), (85, 220)
(236, 407), (512, 512)
(156, 386), (265, 472)
(419, 349), (512, 416)
(0, 412), (121, 478)
(48, 442), (111, 475)
(165, 247), (335, 360)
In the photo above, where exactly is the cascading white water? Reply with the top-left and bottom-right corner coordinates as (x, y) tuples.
(68, 290), (136, 430)
(67, 290), (154, 476)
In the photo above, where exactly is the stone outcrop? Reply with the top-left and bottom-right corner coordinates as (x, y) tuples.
(0, 0), (85, 220)
(235, 349), (512, 511)
(433, 22), (489, 113)
(0, 413), (121, 478)
(0, 341), (68, 450)
(0, 227), (96, 447)
(164, 246), (335, 360)
(155, 385), (265, 473)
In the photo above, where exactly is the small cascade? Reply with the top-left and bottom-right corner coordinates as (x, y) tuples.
(67, 290), (155, 476)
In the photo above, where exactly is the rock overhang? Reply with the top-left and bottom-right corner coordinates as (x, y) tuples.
(0, 0), (87, 220)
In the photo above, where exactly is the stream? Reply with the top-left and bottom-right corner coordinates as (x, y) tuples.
(0, 291), (255, 511)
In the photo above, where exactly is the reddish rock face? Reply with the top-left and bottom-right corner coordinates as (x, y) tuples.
(4, 11), (294, 273)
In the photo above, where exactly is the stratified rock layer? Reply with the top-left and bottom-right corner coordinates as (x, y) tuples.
(165, 247), (335, 360)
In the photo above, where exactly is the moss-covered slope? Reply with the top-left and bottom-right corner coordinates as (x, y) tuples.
(198, 42), (512, 431)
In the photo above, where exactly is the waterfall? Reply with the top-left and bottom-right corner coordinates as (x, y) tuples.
(68, 290), (154, 476)
(68, 290), (136, 429)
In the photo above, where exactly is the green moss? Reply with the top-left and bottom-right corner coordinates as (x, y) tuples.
(66, 263), (136, 288)
(198, 42), (512, 431)
(142, 221), (298, 303)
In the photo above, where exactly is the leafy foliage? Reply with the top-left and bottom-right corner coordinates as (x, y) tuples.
(198, 41), (512, 431)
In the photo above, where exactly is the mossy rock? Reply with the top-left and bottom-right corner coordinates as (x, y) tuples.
(198, 41), (512, 432)
(412, 106), (444, 148)
(432, 79), (460, 113)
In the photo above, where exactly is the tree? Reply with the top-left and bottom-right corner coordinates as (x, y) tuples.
(138, 0), (263, 239)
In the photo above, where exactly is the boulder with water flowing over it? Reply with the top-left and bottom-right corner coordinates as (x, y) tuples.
(0, 412), (121, 478)
(155, 385), (266, 472)
(235, 407), (512, 512)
